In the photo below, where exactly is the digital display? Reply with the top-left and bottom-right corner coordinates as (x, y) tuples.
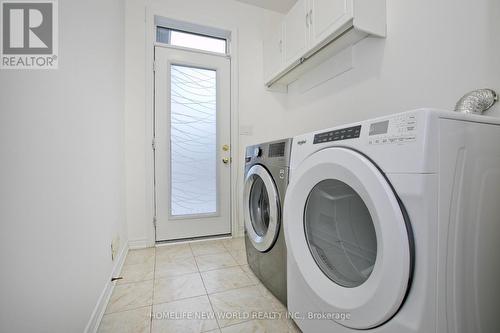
(369, 120), (389, 136)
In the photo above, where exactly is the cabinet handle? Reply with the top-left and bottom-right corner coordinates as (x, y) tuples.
(279, 40), (282, 53)
(309, 9), (313, 26)
(306, 12), (309, 27)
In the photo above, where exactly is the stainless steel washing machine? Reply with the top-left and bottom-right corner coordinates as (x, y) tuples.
(243, 138), (291, 306)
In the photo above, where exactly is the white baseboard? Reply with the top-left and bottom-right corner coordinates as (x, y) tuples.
(234, 223), (244, 238)
(128, 238), (155, 249)
(84, 244), (128, 333)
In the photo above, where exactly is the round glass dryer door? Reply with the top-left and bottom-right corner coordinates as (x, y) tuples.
(304, 179), (377, 288)
(244, 164), (280, 252)
(284, 147), (413, 329)
(249, 176), (270, 237)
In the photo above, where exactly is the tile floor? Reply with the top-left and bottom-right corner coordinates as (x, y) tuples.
(98, 237), (300, 333)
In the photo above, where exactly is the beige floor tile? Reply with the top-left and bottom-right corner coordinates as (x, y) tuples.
(195, 253), (238, 272)
(240, 265), (261, 285)
(155, 255), (199, 278)
(154, 273), (206, 304)
(220, 318), (292, 333)
(287, 319), (302, 332)
(98, 306), (151, 333)
(151, 295), (218, 333)
(221, 238), (246, 252)
(228, 250), (247, 266)
(105, 281), (153, 314)
(190, 240), (228, 256)
(118, 261), (154, 285)
(124, 248), (155, 266)
(156, 243), (193, 260)
(201, 267), (254, 294)
(256, 283), (287, 313)
(209, 286), (276, 328)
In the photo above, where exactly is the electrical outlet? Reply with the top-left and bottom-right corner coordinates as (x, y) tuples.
(239, 125), (253, 136)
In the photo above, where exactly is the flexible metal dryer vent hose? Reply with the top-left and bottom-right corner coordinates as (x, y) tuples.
(455, 88), (498, 114)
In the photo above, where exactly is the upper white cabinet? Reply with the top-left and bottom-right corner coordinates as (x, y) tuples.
(263, 0), (386, 89)
(309, 0), (351, 48)
(283, 0), (308, 66)
(263, 21), (284, 83)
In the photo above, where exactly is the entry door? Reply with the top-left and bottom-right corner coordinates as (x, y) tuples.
(154, 46), (231, 241)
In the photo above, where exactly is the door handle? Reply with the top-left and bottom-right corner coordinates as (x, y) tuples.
(222, 157), (230, 164)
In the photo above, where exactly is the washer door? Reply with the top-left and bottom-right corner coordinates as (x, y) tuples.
(244, 164), (280, 252)
(284, 147), (413, 329)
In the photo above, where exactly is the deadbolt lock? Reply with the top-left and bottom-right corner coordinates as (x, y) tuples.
(222, 144), (230, 151)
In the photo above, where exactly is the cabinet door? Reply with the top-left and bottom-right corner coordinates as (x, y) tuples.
(283, 0), (308, 66)
(309, 0), (353, 47)
(263, 21), (284, 83)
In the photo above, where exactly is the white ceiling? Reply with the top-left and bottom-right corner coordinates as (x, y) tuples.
(233, 0), (297, 13)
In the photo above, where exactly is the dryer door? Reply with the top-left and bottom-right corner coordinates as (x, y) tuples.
(244, 164), (280, 252)
(284, 147), (413, 329)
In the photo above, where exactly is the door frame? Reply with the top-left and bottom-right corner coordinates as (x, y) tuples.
(144, 11), (241, 244)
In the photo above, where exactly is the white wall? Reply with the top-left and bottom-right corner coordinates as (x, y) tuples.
(0, 1), (127, 332)
(275, 0), (500, 138)
(124, 0), (285, 242)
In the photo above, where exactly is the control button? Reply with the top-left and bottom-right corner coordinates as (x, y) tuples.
(253, 147), (262, 157)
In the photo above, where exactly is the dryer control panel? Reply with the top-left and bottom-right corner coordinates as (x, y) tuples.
(368, 113), (417, 145)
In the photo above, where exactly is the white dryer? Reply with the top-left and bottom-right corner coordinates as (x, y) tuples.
(284, 109), (500, 333)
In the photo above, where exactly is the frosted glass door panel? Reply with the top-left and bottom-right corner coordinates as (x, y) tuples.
(155, 46), (231, 241)
(170, 65), (217, 216)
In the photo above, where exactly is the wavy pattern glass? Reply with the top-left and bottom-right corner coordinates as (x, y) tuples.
(170, 65), (217, 216)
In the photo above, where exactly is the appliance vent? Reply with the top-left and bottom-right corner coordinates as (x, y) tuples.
(455, 88), (498, 114)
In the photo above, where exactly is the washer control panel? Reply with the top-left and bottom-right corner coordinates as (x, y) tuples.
(368, 114), (417, 145)
(313, 125), (361, 144)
